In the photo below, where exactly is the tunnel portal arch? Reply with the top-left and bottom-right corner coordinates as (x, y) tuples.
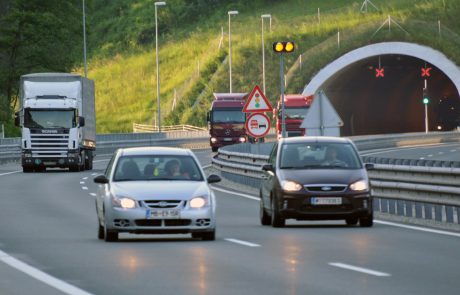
(302, 42), (460, 96)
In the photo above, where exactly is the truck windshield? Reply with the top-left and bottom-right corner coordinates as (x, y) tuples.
(212, 110), (245, 123)
(24, 110), (76, 129)
(279, 107), (308, 119)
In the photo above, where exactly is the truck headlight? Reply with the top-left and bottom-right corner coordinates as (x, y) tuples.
(350, 180), (369, 191)
(190, 197), (207, 208)
(281, 180), (302, 192)
(239, 137), (246, 143)
(211, 137), (217, 143)
(112, 196), (137, 209)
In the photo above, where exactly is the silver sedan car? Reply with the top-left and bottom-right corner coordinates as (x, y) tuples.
(93, 147), (220, 242)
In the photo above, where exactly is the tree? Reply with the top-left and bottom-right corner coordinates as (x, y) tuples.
(0, 0), (83, 136)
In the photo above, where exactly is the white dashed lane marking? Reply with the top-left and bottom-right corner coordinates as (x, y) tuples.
(329, 263), (391, 277)
(225, 239), (261, 247)
(89, 193), (97, 197)
(80, 182), (85, 184)
(82, 187), (88, 190)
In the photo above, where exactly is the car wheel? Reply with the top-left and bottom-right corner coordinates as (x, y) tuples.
(346, 217), (359, 226)
(271, 196), (285, 228)
(98, 220), (104, 240)
(259, 193), (271, 226)
(104, 219), (118, 242)
(359, 214), (374, 227)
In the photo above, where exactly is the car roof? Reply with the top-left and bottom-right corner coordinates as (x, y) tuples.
(118, 147), (193, 157)
(279, 136), (352, 144)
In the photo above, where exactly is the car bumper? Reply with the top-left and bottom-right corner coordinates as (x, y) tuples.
(105, 206), (215, 234)
(278, 193), (373, 220)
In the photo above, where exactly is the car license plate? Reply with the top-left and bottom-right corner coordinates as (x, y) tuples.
(311, 197), (342, 205)
(150, 209), (180, 219)
(223, 138), (232, 142)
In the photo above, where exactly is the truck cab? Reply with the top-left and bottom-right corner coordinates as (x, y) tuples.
(207, 93), (248, 152)
(275, 94), (313, 138)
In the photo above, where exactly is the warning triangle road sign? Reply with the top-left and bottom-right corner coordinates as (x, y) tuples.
(242, 85), (273, 113)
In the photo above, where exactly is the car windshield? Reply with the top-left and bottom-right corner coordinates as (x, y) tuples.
(279, 107), (308, 119)
(113, 155), (204, 182)
(280, 142), (362, 169)
(212, 110), (245, 123)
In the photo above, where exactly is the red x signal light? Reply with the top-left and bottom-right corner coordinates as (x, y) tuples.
(375, 67), (384, 78)
(421, 67), (432, 77)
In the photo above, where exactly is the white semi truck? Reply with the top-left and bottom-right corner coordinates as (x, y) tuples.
(15, 73), (96, 172)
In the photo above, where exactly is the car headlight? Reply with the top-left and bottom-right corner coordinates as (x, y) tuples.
(239, 137), (246, 142)
(350, 180), (369, 191)
(190, 197), (207, 208)
(112, 196), (137, 209)
(281, 180), (302, 192)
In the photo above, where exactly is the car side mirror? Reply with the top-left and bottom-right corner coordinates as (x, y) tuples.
(14, 112), (20, 127)
(207, 174), (221, 184)
(79, 116), (85, 127)
(93, 175), (109, 184)
(365, 163), (375, 170)
(262, 164), (274, 172)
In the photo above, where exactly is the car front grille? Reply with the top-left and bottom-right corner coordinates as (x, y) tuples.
(143, 200), (184, 209)
(304, 185), (347, 193)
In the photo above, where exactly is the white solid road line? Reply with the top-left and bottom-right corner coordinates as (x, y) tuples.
(0, 250), (93, 295)
(225, 238), (261, 247)
(375, 220), (460, 238)
(329, 262), (391, 277)
(0, 170), (22, 177)
(214, 186), (460, 238)
(211, 186), (260, 201)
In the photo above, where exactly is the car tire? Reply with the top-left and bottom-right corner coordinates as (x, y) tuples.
(359, 214), (374, 227)
(104, 220), (118, 242)
(98, 221), (104, 240)
(346, 217), (359, 226)
(260, 193), (271, 226)
(271, 197), (285, 228)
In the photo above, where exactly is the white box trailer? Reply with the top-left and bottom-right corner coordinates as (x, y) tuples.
(15, 73), (96, 172)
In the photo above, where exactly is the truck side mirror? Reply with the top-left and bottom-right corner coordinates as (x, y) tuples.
(14, 112), (20, 127)
(78, 117), (85, 127)
(206, 111), (210, 122)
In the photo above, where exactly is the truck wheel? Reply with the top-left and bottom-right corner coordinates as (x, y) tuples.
(211, 147), (218, 152)
(84, 150), (92, 170)
(88, 152), (93, 170)
(69, 165), (79, 172)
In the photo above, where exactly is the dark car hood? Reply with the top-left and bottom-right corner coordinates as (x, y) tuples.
(278, 168), (367, 185)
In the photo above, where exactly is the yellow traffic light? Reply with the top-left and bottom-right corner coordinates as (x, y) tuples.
(273, 41), (295, 53)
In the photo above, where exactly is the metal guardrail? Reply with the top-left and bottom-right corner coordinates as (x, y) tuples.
(0, 130), (210, 164)
(212, 132), (460, 226)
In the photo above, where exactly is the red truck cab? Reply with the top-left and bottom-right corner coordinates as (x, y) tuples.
(275, 94), (313, 138)
(207, 93), (248, 152)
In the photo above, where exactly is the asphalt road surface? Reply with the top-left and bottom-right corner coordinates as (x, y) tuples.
(0, 147), (459, 295)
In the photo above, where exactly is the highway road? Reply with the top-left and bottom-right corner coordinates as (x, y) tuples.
(0, 146), (460, 295)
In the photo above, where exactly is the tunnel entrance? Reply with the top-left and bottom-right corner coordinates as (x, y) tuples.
(302, 42), (460, 136)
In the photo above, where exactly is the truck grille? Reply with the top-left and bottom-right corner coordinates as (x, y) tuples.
(30, 133), (69, 158)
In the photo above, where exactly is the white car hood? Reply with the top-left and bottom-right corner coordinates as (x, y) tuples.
(110, 181), (209, 201)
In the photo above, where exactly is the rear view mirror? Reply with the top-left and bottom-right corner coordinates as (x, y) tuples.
(365, 163), (375, 170)
(262, 164), (274, 172)
(79, 117), (86, 127)
(207, 174), (221, 184)
(14, 112), (20, 127)
(94, 175), (109, 184)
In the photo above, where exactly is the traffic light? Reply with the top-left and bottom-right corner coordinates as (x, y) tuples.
(273, 42), (295, 53)
(423, 88), (429, 104)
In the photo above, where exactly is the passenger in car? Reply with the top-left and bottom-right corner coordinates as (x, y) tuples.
(323, 146), (348, 167)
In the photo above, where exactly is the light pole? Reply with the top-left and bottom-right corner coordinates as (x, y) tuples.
(228, 10), (238, 93)
(155, 1), (166, 133)
(261, 14), (271, 95)
(82, 0), (88, 78)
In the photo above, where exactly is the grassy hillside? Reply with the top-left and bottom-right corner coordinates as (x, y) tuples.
(81, 0), (460, 133)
